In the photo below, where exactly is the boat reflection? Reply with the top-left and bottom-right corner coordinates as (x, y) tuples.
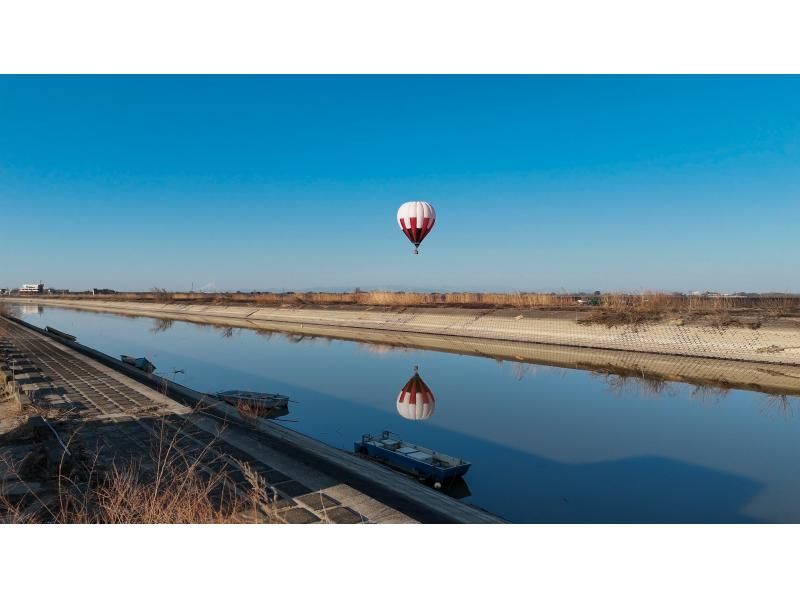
(438, 476), (472, 500)
(396, 366), (435, 421)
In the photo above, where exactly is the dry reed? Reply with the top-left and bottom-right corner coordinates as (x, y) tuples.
(28, 289), (800, 309)
(10, 290), (800, 325)
(0, 417), (282, 524)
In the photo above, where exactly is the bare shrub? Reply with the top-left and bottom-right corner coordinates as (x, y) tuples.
(235, 400), (282, 420)
(150, 287), (174, 302)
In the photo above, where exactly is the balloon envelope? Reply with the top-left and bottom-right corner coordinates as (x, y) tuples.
(397, 201), (436, 252)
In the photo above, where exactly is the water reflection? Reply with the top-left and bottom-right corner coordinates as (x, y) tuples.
(509, 362), (539, 381)
(590, 369), (677, 397)
(757, 394), (795, 419)
(150, 318), (174, 334)
(689, 384), (731, 405)
(441, 477), (472, 499)
(396, 366), (436, 421)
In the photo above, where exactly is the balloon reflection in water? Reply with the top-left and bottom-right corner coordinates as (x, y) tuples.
(396, 366), (435, 421)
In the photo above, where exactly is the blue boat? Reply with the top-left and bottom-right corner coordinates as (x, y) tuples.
(354, 431), (471, 486)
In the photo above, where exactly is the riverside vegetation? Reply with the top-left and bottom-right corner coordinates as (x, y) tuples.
(18, 290), (800, 328)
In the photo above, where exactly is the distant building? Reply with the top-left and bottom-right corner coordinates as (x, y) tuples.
(92, 288), (116, 295)
(19, 283), (44, 294)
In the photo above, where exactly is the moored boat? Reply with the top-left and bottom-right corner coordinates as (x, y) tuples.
(354, 431), (471, 485)
(120, 355), (157, 373)
(45, 326), (77, 342)
(214, 390), (290, 418)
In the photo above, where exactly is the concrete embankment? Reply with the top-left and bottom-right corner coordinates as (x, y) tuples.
(9, 298), (800, 397)
(1, 315), (502, 523)
(6, 297), (800, 366)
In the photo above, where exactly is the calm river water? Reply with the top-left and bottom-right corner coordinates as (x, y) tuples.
(12, 304), (800, 523)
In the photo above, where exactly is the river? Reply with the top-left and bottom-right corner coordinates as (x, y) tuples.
(10, 303), (800, 523)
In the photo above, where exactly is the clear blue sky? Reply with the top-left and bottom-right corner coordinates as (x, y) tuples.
(1, 75), (798, 293)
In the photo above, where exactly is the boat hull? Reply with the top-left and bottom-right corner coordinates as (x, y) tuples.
(354, 441), (471, 483)
(120, 355), (156, 373)
(215, 390), (289, 410)
(45, 326), (77, 342)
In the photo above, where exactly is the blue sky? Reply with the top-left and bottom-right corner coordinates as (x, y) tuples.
(1, 75), (798, 293)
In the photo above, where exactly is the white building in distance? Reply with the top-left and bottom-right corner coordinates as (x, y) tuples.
(19, 283), (44, 294)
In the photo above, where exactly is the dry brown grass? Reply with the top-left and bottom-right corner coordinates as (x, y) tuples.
(26, 289), (800, 310)
(576, 292), (798, 328)
(11, 290), (800, 326)
(0, 418), (282, 524)
(150, 287), (175, 302)
(235, 400), (283, 420)
(12, 290), (578, 308)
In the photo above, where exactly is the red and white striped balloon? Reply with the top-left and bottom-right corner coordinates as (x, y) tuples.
(396, 368), (436, 421)
(397, 201), (436, 254)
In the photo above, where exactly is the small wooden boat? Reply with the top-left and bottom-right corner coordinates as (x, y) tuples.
(45, 326), (76, 342)
(120, 355), (157, 373)
(354, 431), (471, 485)
(214, 389), (290, 412)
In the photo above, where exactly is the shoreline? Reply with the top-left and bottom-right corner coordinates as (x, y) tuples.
(3, 297), (800, 397)
(4, 296), (800, 367)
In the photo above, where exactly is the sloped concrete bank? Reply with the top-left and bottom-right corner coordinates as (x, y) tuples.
(5, 297), (800, 366)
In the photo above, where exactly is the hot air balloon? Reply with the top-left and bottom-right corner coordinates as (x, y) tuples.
(396, 366), (436, 421)
(397, 201), (436, 254)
